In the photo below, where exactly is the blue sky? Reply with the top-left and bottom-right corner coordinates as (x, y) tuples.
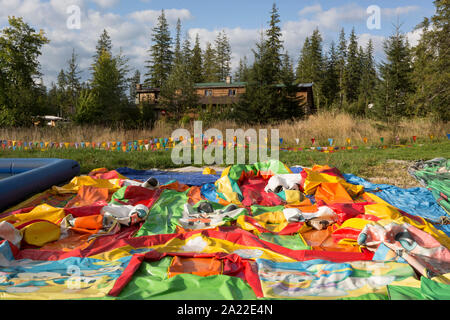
(0, 0), (437, 86)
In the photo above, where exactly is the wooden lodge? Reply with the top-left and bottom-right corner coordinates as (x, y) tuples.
(135, 76), (315, 117)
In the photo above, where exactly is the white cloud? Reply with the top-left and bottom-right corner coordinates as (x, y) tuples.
(298, 4), (322, 16)
(90, 0), (119, 9)
(382, 6), (420, 17)
(128, 8), (192, 25)
(0, 1), (424, 86)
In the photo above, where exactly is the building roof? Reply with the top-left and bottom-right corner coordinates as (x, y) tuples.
(194, 82), (247, 88)
(137, 82), (314, 92)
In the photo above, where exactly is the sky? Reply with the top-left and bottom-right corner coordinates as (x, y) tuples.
(0, 0), (437, 87)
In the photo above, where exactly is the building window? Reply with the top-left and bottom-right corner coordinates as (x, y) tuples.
(205, 89), (212, 96)
(228, 89), (236, 96)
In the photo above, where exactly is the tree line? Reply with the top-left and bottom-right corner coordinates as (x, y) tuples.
(0, 1), (448, 128)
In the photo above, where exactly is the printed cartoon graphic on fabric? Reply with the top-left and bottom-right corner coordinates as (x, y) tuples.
(179, 203), (246, 230)
(358, 222), (450, 277)
(256, 258), (419, 299)
(0, 241), (132, 299)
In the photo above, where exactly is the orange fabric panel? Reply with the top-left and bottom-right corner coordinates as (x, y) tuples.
(40, 233), (91, 252)
(161, 181), (190, 192)
(285, 198), (316, 211)
(70, 215), (103, 234)
(168, 256), (223, 278)
(65, 185), (109, 208)
(301, 226), (361, 252)
(187, 186), (204, 205)
(314, 182), (354, 204)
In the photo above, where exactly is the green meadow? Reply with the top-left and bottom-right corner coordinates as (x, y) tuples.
(2, 140), (449, 187)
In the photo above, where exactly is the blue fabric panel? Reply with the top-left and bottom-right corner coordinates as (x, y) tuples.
(343, 173), (448, 224)
(115, 167), (222, 186)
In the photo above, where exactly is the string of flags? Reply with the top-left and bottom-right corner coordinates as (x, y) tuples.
(1, 134), (448, 153)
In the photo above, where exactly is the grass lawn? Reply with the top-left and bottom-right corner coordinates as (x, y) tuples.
(1, 141), (449, 188)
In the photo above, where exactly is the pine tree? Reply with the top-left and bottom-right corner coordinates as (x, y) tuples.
(265, 2), (283, 83)
(296, 28), (324, 109)
(129, 69), (141, 103)
(322, 41), (339, 109)
(336, 28), (347, 109)
(203, 42), (219, 82)
(234, 56), (249, 82)
(174, 18), (182, 65)
(373, 24), (414, 123)
(409, 0), (449, 121)
(144, 10), (173, 87)
(357, 39), (378, 116)
(93, 29), (112, 67)
(65, 48), (81, 115)
(344, 28), (361, 105)
(296, 37), (311, 82)
(190, 34), (204, 83)
(215, 30), (232, 81)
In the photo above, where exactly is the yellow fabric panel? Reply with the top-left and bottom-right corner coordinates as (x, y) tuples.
(89, 168), (128, 180)
(253, 211), (288, 233)
(365, 193), (450, 249)
(236, 215), (261, 235)
(51, 176), (123, 194)
(364, 204), (402, 220)
(302, 168), (364, 197)
(90, 233), (297, 263)
(214, 176), (241, 205)
(338, 218), (374, 231)
(0, 204), (65, 226)
(22, 221), (61, 247)
(432, 273), (450, 285)
(284, 189), (305, 204)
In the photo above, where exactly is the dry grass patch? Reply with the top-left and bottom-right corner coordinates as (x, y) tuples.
(360, 160), (421, 189)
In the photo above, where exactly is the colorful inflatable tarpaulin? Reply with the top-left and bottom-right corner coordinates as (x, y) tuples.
(0, 160), (449, 300)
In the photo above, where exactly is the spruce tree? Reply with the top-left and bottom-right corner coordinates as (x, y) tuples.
(296, 28), (324, 109)
(357, 39), (377, 116)
(322, 41), (339, 109)
(410, 0), (449, 121)
(203, 42), (219, 82)
(129, 69), (141, 103)
(93, 29), (112, 65)
(265, 3), (283, 83)
(65, 48), (81, 115)
(234, 56), (250, 82)
(190, 34), (204, 83)
(344, 28), (361, 105)
(144, 10), (173, 87)
(373, 25), (414, 123)
(215, 30), (232, 81)
(336, 28), (347, 109)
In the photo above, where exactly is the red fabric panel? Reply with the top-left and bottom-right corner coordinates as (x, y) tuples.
(240, 177), (284, 207)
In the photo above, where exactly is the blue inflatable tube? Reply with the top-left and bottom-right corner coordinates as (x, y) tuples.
(0, 158), (80, 212)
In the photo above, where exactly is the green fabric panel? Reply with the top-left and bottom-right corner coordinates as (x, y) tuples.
(193, 200), (225, 211)
(134, 189), (188, 236)
(420, 276), (450, 300)
(251, 205), (285, 216)
(338, 293), (388, 300)
(116, 259), (258, 300)
(411, 158), (450, 214)
(109, 186), (129, 205)
(387, 285), (425, 300)
(259, 233), (310, 250)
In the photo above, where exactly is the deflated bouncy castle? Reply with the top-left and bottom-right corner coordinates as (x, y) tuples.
(0, 159), (449, 300)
